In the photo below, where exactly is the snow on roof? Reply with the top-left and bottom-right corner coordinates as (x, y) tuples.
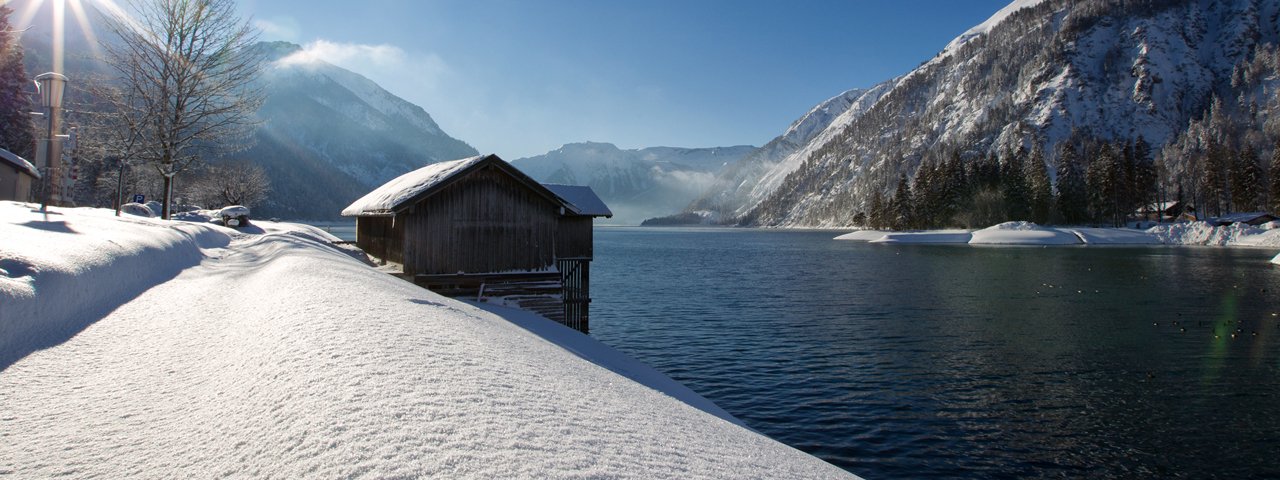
(1211, 212), (1278, 224)
(0, 147), (40, 178)
(544, 183), (612, 217)
(341, 154), (488, 216)
(0, 202), (854, 478)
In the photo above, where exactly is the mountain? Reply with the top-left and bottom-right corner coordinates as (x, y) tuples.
(681, 85), (892, 223)
(242, 42), (477, 220)
(689, 0), (1280, 227)
(512, 142), (754, 224)
(15, 0), (476, 220)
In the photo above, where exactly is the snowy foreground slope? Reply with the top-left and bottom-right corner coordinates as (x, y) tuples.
(0, 202), (852, 478)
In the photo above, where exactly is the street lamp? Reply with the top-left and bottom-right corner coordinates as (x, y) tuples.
(34, 72), (67, 211)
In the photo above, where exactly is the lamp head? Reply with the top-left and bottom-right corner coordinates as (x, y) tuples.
(34, 72), (69, 109)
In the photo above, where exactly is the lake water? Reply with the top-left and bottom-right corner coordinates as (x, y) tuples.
(589, 227), (1280, 479)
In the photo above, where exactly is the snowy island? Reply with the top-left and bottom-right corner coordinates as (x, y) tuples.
(0, 201), (853, 478)
(837, 220), (1280, 249)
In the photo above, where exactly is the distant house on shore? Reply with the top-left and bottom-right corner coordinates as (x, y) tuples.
(341, 154), (611, 333)
(1208, 212), (1279, 226)
(1135, 201), (1191, 223)
(0, 148), (40, 202)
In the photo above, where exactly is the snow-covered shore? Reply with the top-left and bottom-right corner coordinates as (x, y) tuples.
(0, 202), (853, 478)
(836, 220), (1280, 249)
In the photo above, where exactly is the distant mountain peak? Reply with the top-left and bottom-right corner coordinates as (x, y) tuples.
(250, 41), (304, 62)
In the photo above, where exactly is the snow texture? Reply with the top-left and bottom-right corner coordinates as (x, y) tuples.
(836, 221), (1280, 250)
(832, 230), (892, 241)
(543, 184), (613, 217)
(0, 202), (853, 479)
(941, 0), (1051, 57)
(340, 154), (486, 216)
(969, 221), (1084, 245)
(870, 230), (974, 244)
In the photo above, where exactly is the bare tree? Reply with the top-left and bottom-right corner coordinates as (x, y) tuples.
(100, 0), (263, 219)
(190, 159), (270, 208)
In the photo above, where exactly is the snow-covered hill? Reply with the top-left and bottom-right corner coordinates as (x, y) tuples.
(693, 0), (1280, 227)
(513, 142), (754, 224)
(243, 42), (477, 220)
(0, 202), (855, 478)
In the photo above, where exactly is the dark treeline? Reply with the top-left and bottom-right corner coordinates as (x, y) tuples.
(858, 132), (1279, 230)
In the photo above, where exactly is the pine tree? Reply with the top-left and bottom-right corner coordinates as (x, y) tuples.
(1025, 145), (1053, 223)
(1232, 144), (1265, 212)
(0, 5), (36, 158)
(867, 190), (886, 230)
(1269, 142), (1280, 213)
(1130, 136), (1157, 219)
(1202, 140), (1228, 217)
(891, 173), (914, 230)
(1002, 148), (1030, 221)
(1055, 143), (1088, 224)
(1087, 142), (1126, 226)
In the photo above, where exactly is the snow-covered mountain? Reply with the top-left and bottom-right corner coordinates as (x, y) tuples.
(692, 0), (1280, 227)
(513, 142), (754, 224)
(244, 42), (477, 220)
(680, 86), (891, 222)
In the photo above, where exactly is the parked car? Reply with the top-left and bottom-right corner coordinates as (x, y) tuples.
(218, 205), (250, 227)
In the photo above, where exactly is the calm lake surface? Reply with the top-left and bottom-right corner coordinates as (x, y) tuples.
(590, 227), (1280, 479)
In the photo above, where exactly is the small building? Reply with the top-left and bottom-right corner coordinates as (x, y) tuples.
(1208, 212), (1279, 227)
(1134, 201), (1190, 223)
(0, 148), (40, 202)
(341, 154), (611, 333)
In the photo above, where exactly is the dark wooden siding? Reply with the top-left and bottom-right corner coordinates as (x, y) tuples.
(355, 216), (403, 264)
(555, 217), (594, 259)
(401, 165), (561, 275)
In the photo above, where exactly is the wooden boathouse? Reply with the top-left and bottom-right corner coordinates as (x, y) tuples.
(341, 154), (611, 333)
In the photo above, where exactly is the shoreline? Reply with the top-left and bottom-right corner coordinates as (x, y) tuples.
(834, 220), (1280, 250)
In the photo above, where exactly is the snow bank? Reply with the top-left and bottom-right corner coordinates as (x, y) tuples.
(969, 221), (1082, 245)
(833, 229), (891, 241)
(0, 201), (231, 367)
(1273, 252), (1280, 265)
(840, 221), (1280, 253)
(1147, 221), (1280, 247)
(1069, 227), (1161, 245)
(871, 230), (973, 244)
(0, 203), (852, 478)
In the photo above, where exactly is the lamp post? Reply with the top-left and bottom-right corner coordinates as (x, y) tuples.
(34, 72), (67, 212)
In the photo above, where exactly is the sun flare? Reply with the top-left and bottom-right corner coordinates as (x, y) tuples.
(11, 0), (131, 73)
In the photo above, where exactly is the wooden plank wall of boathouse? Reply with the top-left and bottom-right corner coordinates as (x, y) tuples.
(355, 216), (404, 264)
(401, 165), (560, 276)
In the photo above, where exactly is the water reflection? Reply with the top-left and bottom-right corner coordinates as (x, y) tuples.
(590, 228), (1280, 479)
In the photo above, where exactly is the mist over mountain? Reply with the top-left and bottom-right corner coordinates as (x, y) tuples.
(241, 42), (476, 220)
(512, 142), (754, 224)
(17, 0), (476, 220)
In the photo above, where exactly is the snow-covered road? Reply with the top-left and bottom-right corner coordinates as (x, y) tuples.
(1, 204), (853, 478)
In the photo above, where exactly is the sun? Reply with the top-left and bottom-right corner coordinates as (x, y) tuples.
(10, 0), (131, 73)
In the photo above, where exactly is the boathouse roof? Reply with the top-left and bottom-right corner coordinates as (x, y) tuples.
(544, 184), (612, 218)
(0, 148), (40, 179)
(340, 153), (609, 218)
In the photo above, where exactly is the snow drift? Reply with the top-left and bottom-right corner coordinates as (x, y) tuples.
(0, 201), (852, 478)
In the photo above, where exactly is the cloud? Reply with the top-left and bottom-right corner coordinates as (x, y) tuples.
(277, 40), (452, 91)
(254, 17), (300, 42)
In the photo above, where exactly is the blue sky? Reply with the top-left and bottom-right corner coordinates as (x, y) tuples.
(236, 0), (1011, 158)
